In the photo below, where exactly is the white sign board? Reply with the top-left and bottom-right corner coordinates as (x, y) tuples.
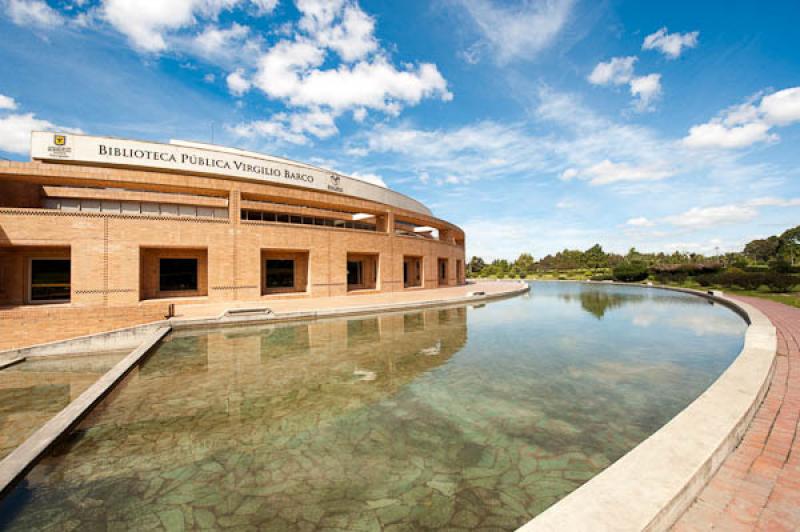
(30, 132), (431, 216)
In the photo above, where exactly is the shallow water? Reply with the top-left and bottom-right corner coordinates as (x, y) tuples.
(0, 351), (128, 460)
(0, 282), (746, 531)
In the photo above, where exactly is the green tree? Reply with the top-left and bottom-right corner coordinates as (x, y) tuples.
(778, 225), (799, 265)
(584, 244), (606, 271)
(514, 253), (536, 275)
(468, 256), (485, 275)
(744, 236), (780, 263)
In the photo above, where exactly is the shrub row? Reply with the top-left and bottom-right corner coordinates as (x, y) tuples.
(612, 262), (649, 282)
(650, 263), (723, 275)
(695, 271), (799, 293)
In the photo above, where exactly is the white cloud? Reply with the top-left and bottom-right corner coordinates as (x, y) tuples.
(556, 198), (577, 209)
(229, 108), (338, 145)
(683, 86), (800, 149)
(298, 0), (378, 62)
(629, 73), (661, 111)
(642, 27), (699, 59)
(759, 87), (800, 125)
(0, 94), (17, 110)
(626, 217), (655, 227)
(588, 57), (660, 111)
(191, 22), (252, 61)
(226, 68), (251, 95)
(236, 2), (450, 142)
(0, 112), (82, 154)
(587, 56), (636, 86)
(6, 0), (63, 27)
(663, 204), (758, 228)
(583, 159), (672, 185)
(458, 0), (574, 64)
(100, 0), (270, 53)
(254, 54), (451, 113)
(250, 0), (277, 15)
(683, 121), (774, 149)
(349, 171), (386, 188)
(747, 197), (800, 207)
(102, 0), (207, 52)
(559, 168), (578, 181)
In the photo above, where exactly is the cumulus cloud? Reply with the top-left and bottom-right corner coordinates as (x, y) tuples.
(559, 168), (578, 181)
(683, 87), (800, 149)
(191, 22), (254, 62)
(747, 196), (800, 207)
(587, 56), (636, 86)
(662, 204), (758, 228)
(759, 87), (800, 125)
(348, 171), (387, 187)
(582, 159), (672, 185)
(229, 108), (338, 145)
(5, 0), (63, 27)
(642, 27), (699, 59)
(253, 52), (450, 113)
(629, 73), (662, 111)
(100, 0), (271, 53)
(0, 112), (82, 154)
(626, 217), (655, 227)
(298, 0), (378, 62)
(588, 56), (660, 112)
(683, 121), (774, 149)
(0, 93), (17, 110)
(457, 0), (574, 64)
(226, 68), (251, 95)
(233, 1), (451, 143)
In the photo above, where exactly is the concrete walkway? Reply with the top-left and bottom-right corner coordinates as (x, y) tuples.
(172, 280), (525, 321)
(674, 296), (800, 531)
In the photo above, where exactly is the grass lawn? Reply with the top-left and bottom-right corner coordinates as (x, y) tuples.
(720, 289), (800, 309)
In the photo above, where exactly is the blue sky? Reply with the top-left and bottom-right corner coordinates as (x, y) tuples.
(0, 0), (798, 260)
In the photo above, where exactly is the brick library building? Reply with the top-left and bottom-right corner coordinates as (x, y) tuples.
(0, 133), (466, 347)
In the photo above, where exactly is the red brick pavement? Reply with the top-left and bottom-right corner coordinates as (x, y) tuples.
(674, 296), (800, 531)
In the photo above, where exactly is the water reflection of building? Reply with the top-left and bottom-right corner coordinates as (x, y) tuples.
(54, 308), (468, 480)
(0, 353), (124, 459)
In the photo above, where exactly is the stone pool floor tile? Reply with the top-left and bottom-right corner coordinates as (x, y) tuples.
(674, 296), (800, 530)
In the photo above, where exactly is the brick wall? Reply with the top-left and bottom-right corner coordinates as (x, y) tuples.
(0, 304), (169, 352)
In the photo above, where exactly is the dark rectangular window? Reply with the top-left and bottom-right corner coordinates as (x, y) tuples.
(159, 258), (198, 292)
(266, 260), (295, 289)
(439, 260), (447, 280)
(347, 260), (363, 286)
(30, 259), (70, 302)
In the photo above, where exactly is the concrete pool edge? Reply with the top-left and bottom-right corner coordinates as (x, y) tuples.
(166, 280), (530, 330)
(518, 284), (777, 531)
(0, 326), (171, 499)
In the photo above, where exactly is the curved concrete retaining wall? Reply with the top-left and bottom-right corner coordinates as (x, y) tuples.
(519, 286), (777, 531)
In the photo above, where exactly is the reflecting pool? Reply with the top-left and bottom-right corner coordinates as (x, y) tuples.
(0, 282), (747, 531)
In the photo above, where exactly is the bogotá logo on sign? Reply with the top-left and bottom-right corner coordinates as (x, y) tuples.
(46, 133), (72, 159)
(328, 174), (343, 193)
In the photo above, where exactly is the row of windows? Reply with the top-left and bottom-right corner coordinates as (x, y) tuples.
(36, 199), (451, 242)
(42, 198), (228, 219)
(20, 256), (463, 303)
(241, 210), (377, 232)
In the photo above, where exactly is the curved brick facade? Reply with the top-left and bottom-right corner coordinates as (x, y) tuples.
(0, 151), (465, 319)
